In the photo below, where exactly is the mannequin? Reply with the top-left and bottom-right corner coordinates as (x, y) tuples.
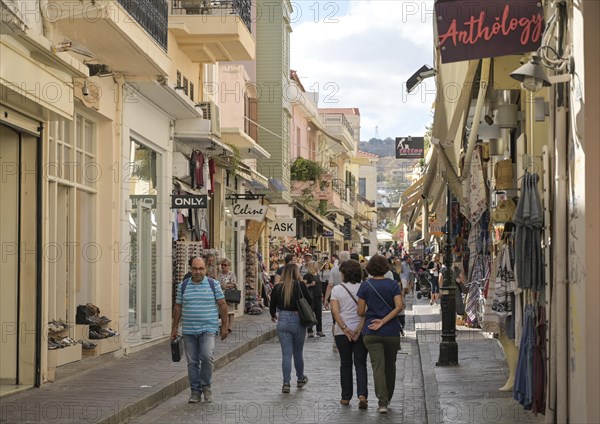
(498, 331), (518, 391)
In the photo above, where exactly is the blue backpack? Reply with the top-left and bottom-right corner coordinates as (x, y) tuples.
(181, 277), (217, 300)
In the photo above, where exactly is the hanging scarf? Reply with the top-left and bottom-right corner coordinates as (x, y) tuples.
(492, 244), (515, 316)
(461, 148), (488, 224)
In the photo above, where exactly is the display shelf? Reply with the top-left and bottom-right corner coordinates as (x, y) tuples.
(82, 335), (121, 356)
(47, 344), (82, 367)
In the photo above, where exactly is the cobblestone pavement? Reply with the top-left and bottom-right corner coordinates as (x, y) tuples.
(135, 301), (427, 424)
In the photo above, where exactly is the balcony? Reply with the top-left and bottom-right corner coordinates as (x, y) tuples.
(48, 0), (170, 76)
(327, 179), (354, 218)
(319, 113), (356, 153)
(169, 0), (255, 62)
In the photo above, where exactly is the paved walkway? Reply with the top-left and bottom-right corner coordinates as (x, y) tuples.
(414, 300), (545, 424)
(0, 314), (276, 424)
(1, 296), (546, 424)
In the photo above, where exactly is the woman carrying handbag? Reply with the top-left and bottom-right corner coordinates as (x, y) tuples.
(269, 263), (311, 394)
(357, 255), (404, 414)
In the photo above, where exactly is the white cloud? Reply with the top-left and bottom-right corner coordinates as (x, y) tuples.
(291, 0), (437, 140)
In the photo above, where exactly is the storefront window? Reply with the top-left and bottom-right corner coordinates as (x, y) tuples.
(128, 141), (161, 334)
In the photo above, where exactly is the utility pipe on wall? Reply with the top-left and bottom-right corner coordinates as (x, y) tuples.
(554, 103), (568, 424)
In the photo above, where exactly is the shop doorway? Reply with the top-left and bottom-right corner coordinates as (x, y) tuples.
(0, 122), (40, 393)
(127, 140), (161, 341)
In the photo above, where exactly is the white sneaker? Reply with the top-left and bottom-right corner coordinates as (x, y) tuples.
(377, 405), (388, 413)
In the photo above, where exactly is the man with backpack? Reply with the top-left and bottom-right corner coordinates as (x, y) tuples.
(171, 257), (229, 404)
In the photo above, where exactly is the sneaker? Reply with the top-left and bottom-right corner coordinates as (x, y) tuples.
(297, 376), (308, 388)
(377, 405), (388, 414)
(307, 332), (315, 338)
(358, 396), (368, 410)
(340, 399), (350, 406)
(203, 386), (213, 402)
(316, 332), (326, 337)
(282, 383), (290, 393)
(188, 392), (201, 403)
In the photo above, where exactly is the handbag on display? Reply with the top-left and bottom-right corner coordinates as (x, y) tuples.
(492, 198), (516, 223)
(171, 336), (183, 362)
(224, 288), (241, 304)
(295, 281), (317, 328)
(495, 159), (514, 190)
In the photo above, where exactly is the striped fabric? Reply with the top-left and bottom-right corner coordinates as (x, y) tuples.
(175, 277), (224, 335)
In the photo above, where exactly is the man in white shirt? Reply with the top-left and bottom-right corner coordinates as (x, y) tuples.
(324, 251), (350, 309)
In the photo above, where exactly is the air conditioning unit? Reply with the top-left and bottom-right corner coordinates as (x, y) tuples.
(197, 101), (221, 138)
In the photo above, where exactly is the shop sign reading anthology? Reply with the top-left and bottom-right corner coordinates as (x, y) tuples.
(435, 0), (544, 63)
(232, 199), (267, 222)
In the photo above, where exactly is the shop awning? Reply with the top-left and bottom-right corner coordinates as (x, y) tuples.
(376, 230), (393, 242)
(430, 58), (482, 199)
(131, 78), (202, 120)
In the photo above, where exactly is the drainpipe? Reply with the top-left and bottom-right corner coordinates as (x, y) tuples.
(463, 58), (491, 181)
(39, 0), (53, 38)
(554, 101), (568, 424)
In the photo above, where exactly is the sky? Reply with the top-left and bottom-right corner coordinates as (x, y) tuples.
(290, 0), (437, 142)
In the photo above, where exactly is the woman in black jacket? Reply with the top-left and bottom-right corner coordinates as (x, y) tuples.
(270, 263), (312, 393)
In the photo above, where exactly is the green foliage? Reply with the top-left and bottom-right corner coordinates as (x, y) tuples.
(317, 200), (328, 216)
(290, 157), (325, 182)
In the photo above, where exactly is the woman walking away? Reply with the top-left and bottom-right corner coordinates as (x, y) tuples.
(303, 261), (324, 338)
(217, 258), (237, 332)
(330, 259), (368, 409)
(320, 261), (332, 298)
(269, 263), (311, 394)
(357, 255), (404, 414)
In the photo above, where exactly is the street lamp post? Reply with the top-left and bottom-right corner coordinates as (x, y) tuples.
(436, 184), (458, 366)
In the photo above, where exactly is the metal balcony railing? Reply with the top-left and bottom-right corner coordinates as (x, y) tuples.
(320, 113), (354, 138)
(332, 179), (347, 202)
(117, 0), (169, 50)
(171, 0), (252, 33)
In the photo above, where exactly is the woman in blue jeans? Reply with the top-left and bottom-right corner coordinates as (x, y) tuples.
(330, 259), (368, 409)
(269, 263), (311, 393)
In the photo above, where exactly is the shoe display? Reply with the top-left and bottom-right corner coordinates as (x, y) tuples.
(340, 399), (350, 406)
(188, 392), (201, 403)
(358, 396), (368, 410)
(297, 376), (308, 388)
(203, 386), (213, 402)
(282, 383), (290, 393)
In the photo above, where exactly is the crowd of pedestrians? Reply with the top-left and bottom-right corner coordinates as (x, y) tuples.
(172, 248), (445, 413)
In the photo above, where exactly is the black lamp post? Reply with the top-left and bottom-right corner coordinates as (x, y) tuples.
(436, 184), (458, 366)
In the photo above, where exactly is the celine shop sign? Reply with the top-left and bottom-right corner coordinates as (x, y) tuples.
(435, 0), (544, 63)
(271, 218), (297, 237)
(231, 198), (267, 222)
(171, 194), (208, 209)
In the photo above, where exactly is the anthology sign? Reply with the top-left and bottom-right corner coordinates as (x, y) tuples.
(232, 199), (267, 222)
(435, 0), (544, 63)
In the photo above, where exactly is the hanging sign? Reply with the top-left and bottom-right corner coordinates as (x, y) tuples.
(435, 0), (544, 64)
(171, 194), (208, 209)
(396, 137), (424, 159)
(232, 198), (267, 222)
(321, 230), (334, 238)
(271, 218), (296, 237)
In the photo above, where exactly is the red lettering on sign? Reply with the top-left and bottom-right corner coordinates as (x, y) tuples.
(438, 5), (543, 48)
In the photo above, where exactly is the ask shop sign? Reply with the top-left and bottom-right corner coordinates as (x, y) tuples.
(435, 0), (544, 63)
